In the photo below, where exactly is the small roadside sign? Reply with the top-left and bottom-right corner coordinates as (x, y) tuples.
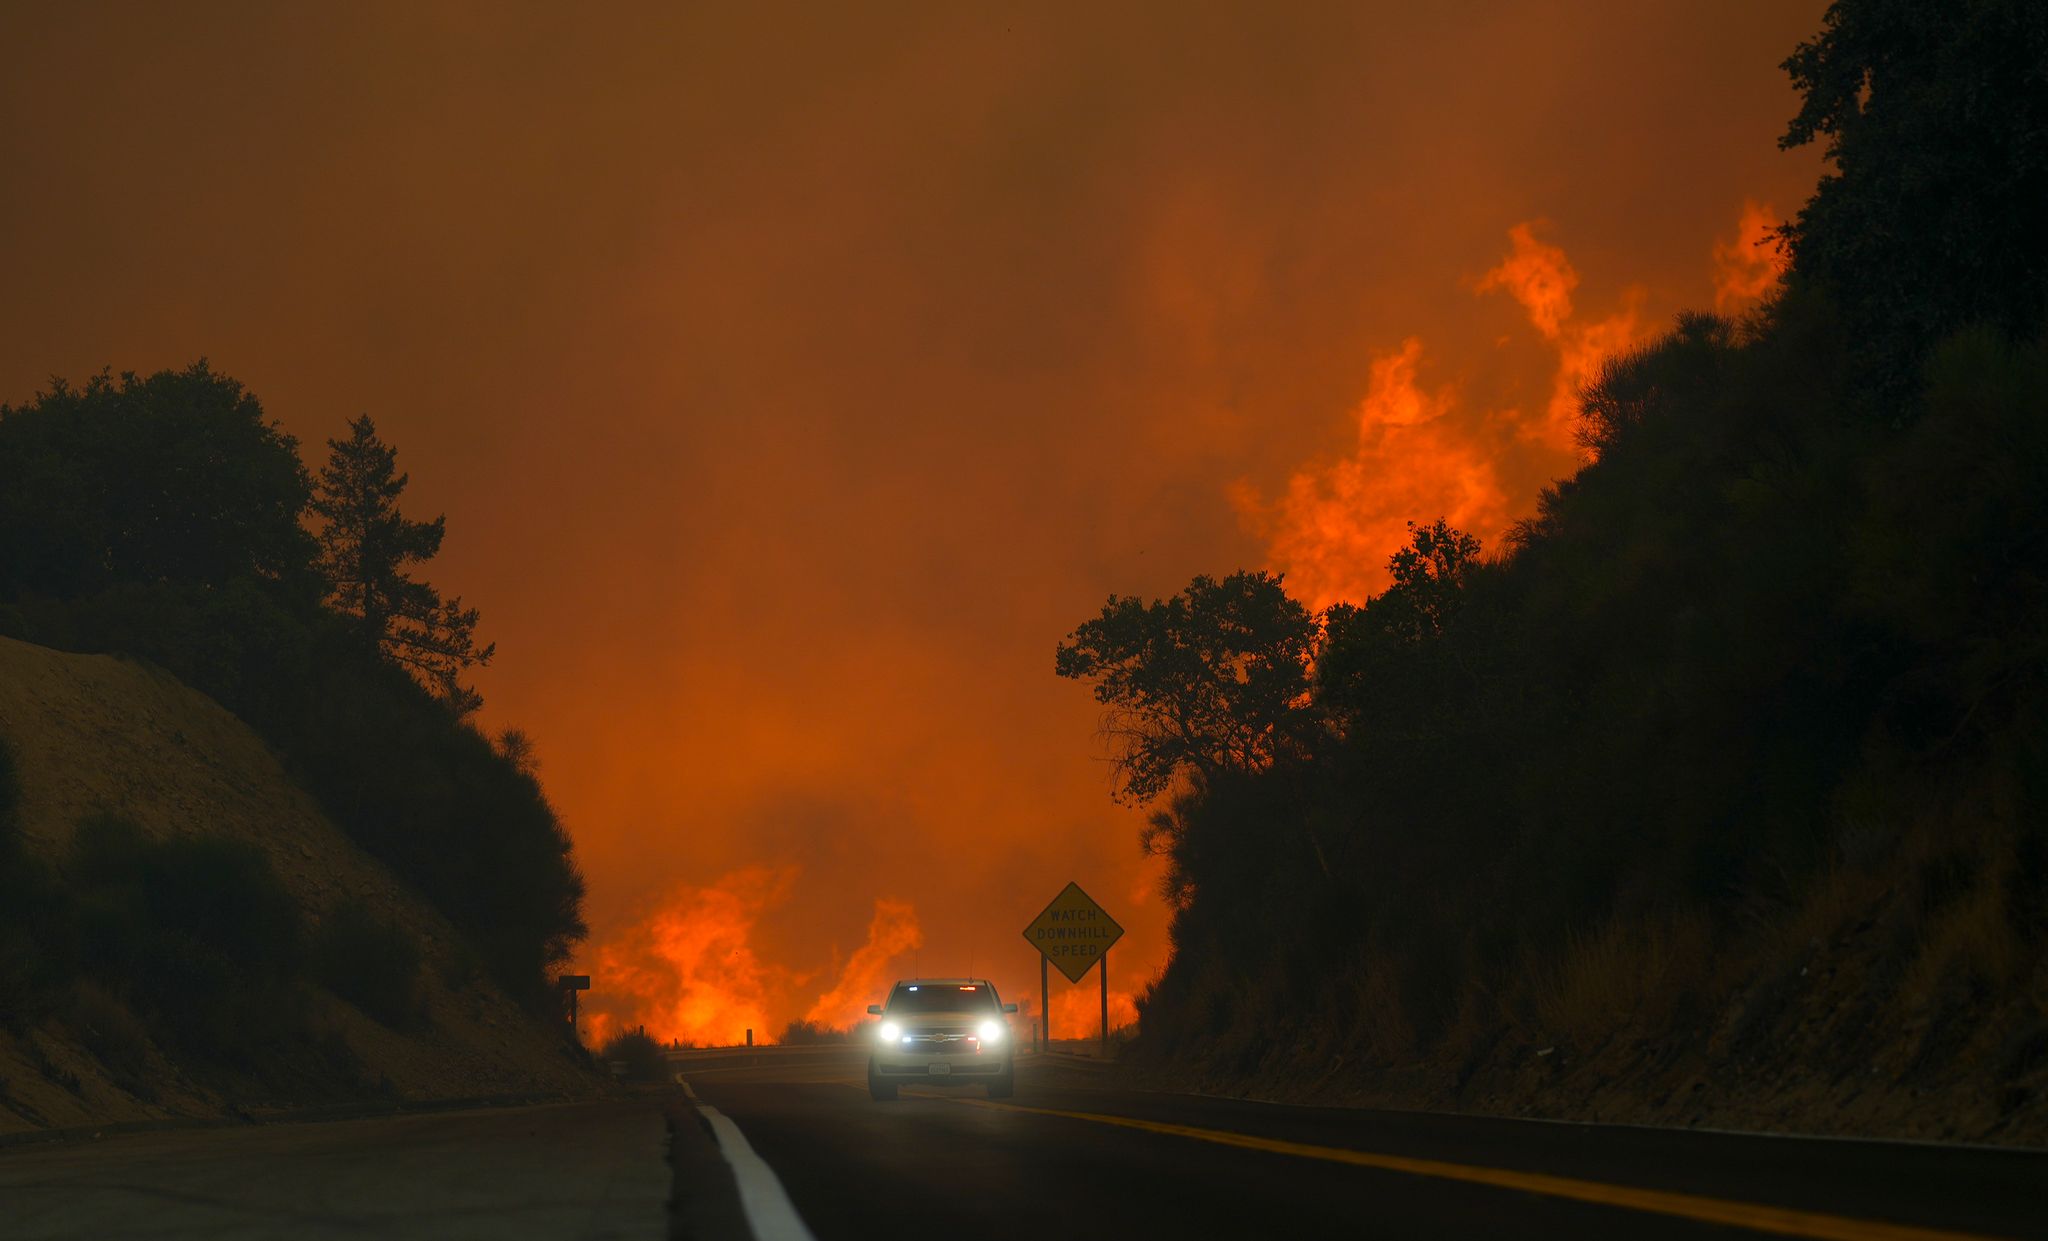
(1023, 881), (1123, 984)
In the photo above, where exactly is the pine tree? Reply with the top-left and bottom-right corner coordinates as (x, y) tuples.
(311, 415), (494, 713)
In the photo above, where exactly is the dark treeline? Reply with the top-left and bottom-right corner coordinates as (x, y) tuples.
(1060, 0), (2048, 1095)
(0, 373), (584, 1012)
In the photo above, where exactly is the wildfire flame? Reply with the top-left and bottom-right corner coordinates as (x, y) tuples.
(803, 898), (924, 1028)
(1232, 336), (1509, 611)
(583, 205), (1781, 1046)
(1048, 986), (1139, 1037)
(1476, 221), (1578, 339)
(578, 868), (923, 1047)
(1236, 217), (1674, 608)
(581, 866), (795, 1048)
(1478, 221), (1650, 453)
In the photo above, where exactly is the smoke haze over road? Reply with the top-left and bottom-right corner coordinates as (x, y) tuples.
(0, 1), (1822, 1044)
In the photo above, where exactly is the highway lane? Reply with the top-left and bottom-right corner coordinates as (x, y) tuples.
(682, 1049), (2048, 1241)
(0, 1098), (670, 1240)
(2, 1054), (2038, 1241)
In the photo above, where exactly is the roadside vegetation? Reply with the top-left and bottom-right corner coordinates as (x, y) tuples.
(312, 901), (429, 1030)
(777, 1019), (862, 1045)
(1058, 0), (2048, 1138)
(0, 736), (67, 1030)
(598, 1029), (670, 1083)
(0, 375), (585, 1017)
(0, 792), (418, 1093)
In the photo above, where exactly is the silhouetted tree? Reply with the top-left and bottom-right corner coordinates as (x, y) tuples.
(1063, 1), (2048, 1102)
(1369, 519), (1481, 645)
(496, 728), (540, 776)
(1055, 570), (1317, 804)
(1317, 521), (1487, 741)
(1779, 0), (2048, 392)
(0, 363), (315, 600)
(311, 415), (494, 714)
(1577, 312), (1739, 458)
(0, 365), (583, 1006)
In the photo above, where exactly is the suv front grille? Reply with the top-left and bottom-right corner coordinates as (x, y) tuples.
(903, 1027), (985, 1052)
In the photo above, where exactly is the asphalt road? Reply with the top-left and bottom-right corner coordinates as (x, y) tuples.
(0, 1098), (670, 1240)
(3, 1054), (2042, 1240)
(681, 1048), (2048, 1241)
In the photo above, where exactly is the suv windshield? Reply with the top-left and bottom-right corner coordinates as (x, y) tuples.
(888, 985), (997, 1014)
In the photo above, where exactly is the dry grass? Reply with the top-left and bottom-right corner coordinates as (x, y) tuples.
(1774, 866), (1879, 954)
(1530, 910), (1711, 1045)
(1900, 877), (2022, 1007)
(1347, 949), (1416, 1062)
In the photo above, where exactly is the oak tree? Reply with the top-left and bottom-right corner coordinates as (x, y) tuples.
(1055, 570), (1317, 804)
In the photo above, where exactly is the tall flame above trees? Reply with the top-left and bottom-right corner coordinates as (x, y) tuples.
(311, 415), (495, 714)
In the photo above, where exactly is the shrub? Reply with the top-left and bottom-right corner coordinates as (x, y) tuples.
(312, 901), (426, 1028)
(69, 981), (155, 1100)
(0, 736), (73, 1029)
(778, 1019), (852, 1045)
(67, 816), (308, 1059)
(598, 1028), (669, 1082)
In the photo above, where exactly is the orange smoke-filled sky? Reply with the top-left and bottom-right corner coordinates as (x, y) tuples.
(0, 2), (1821, 1044)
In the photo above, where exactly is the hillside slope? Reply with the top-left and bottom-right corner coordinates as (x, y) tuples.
(0, 636), (599, 1134)
(1138, 864), (2048, 1147)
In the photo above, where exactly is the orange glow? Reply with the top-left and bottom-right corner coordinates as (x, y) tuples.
(1238, 222), (1658, 608)
(1712, 199), (1790, 311)
(1233, 336), (1512, 609)
(583, 867), (795, 1047)
(1050, 986), (1139, 1035)
(581, 867), (927, 1046)
(0, 7), (1828, 1062)
(801, 898), (924, 1028)
(1479, 221), (1653, 453)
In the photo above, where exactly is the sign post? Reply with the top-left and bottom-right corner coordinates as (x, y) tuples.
(557, 974), (591, 1032)
(1039, 953), (1049, 1052)
(1022, 882), (1124, 1056)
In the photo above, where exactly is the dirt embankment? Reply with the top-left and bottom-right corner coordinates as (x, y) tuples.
(1132, 873), (2048, 1147)
(0, 636), (601, 1134)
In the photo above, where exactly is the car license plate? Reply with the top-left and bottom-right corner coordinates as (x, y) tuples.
(927, 1063), (951, 1076)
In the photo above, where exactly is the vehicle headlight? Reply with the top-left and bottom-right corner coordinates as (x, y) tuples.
(977, 1020), (1003, 1043)
(878, 1021), (901, 1042)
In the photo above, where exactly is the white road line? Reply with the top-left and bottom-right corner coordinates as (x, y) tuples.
(697, 1104), (818, 1241)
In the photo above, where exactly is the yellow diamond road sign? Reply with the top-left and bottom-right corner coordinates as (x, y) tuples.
(1023, 881), (1124, 984)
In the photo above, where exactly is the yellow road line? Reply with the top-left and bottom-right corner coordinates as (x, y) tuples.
(951, 1098), (2010, 1241)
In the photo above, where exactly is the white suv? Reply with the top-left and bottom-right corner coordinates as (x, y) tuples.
(865, 978), (1017, 1100)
